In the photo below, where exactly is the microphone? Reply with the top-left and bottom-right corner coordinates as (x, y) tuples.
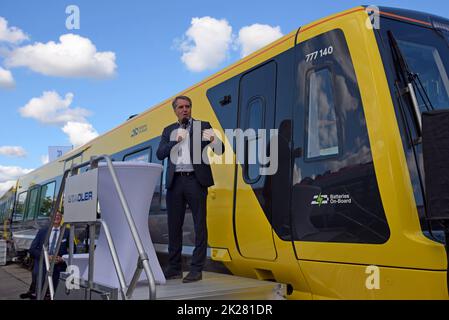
(181, 118), (189, 129)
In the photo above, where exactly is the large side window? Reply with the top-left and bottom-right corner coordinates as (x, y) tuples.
(306, 68), (339, 159)
(24, 187), (39, 221)
(38, 182), (56, 219)
(13, 192), (27, 222)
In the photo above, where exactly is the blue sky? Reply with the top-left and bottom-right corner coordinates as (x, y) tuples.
(0, 0), (447, 193)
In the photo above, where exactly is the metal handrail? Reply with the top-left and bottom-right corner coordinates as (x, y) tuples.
(37, 155), (157, 300)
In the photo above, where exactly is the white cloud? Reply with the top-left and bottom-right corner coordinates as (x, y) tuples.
(0, 66), (15, 89)
(0, 180), (16, 196)
(41, 154), (49, 165)
(0, 165), (33, 183)
(0, 17), (28, 44)
(5, 33), (116, 78)
(178, 17), (232, 72)
(19, 91), (91, 125)
(237, 24), (283, 57)
(0, 146), (26, 158)
(62, 121), (99, 147)
(19, 91), (99, 147)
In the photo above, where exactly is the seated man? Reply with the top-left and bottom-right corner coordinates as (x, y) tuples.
(28, 211), (70, 298)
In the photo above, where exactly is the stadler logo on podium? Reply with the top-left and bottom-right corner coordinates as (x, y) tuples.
(63, 169), (98, 223)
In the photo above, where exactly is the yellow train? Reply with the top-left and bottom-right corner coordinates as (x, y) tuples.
(9, 6), (449, 299)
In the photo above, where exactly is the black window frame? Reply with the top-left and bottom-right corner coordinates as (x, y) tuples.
(123, 147), (152, 163)
(37, 181), (56, 220)
(243, 95), (267, 184)
(158, 158), (168, 214)
(13, 191), (28, 223)
(24, 186), (40, 221)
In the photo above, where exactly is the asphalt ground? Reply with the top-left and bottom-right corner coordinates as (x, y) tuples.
(0, 263), (32, 300)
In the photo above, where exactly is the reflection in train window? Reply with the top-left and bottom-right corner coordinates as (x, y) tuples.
(149, 156), (163, 215)
(306, 68), (339, 159)
(123, 147), (151, 163)
(25, 188), (39, 221)
(160, 159), (168, 212)
(0, 203), (5, 222)
(14, 192), (27, 222)
(398, 40), (449, 111)
(292, 28), (389, 245)
(38, 182), (56, 218)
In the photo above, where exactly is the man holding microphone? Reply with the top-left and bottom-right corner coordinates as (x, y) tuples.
(156, 95), (223, 283)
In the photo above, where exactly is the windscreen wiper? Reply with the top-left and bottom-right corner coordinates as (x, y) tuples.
(387, 31), (434, 136)
(388, 31), (440, 243)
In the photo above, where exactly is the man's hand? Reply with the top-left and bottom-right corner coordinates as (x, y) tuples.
(177, 128), (187, 142)
(202, 129), (215, 142)
(48, 255), (64, 264)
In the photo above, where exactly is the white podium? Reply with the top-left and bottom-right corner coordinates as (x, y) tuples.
(68, 161), (165, 288)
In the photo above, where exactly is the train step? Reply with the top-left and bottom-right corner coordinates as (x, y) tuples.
(55, 271), (286, 300)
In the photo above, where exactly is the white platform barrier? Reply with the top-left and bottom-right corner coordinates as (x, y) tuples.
(66, 162), (165, 288)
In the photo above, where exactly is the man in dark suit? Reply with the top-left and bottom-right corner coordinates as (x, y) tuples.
(28, 211), (70, 297)
(157, 95), (223, 283)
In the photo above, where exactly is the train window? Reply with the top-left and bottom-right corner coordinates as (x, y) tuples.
(123, 147), (151, 163)
(13, 192), (27, 222)
(38, 182), (56, 218)
(0, 203), (5, 222)
(160, 159), (168, 212)
(292, 28), (389, 244)
(24, 188), (39, 221)
(149, 147), (163, 215)
(376, 17), (449, 240)
(245, 97), (265, 182)
(306, 68), (339, 159)
(397, 40), (449, 111)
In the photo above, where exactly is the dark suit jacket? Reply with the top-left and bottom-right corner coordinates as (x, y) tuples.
(29, 227), (70, 276)
(156, 119), (224, 189)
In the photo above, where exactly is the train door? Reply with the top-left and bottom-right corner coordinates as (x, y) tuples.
(234, 61), (277, 260)
(291, 29), (390, 296)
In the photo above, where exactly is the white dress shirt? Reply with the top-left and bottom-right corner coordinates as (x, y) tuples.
(175, 119), (194, 172)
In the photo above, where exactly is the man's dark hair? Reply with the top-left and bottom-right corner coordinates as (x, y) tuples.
(172, 96), (192, 110)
